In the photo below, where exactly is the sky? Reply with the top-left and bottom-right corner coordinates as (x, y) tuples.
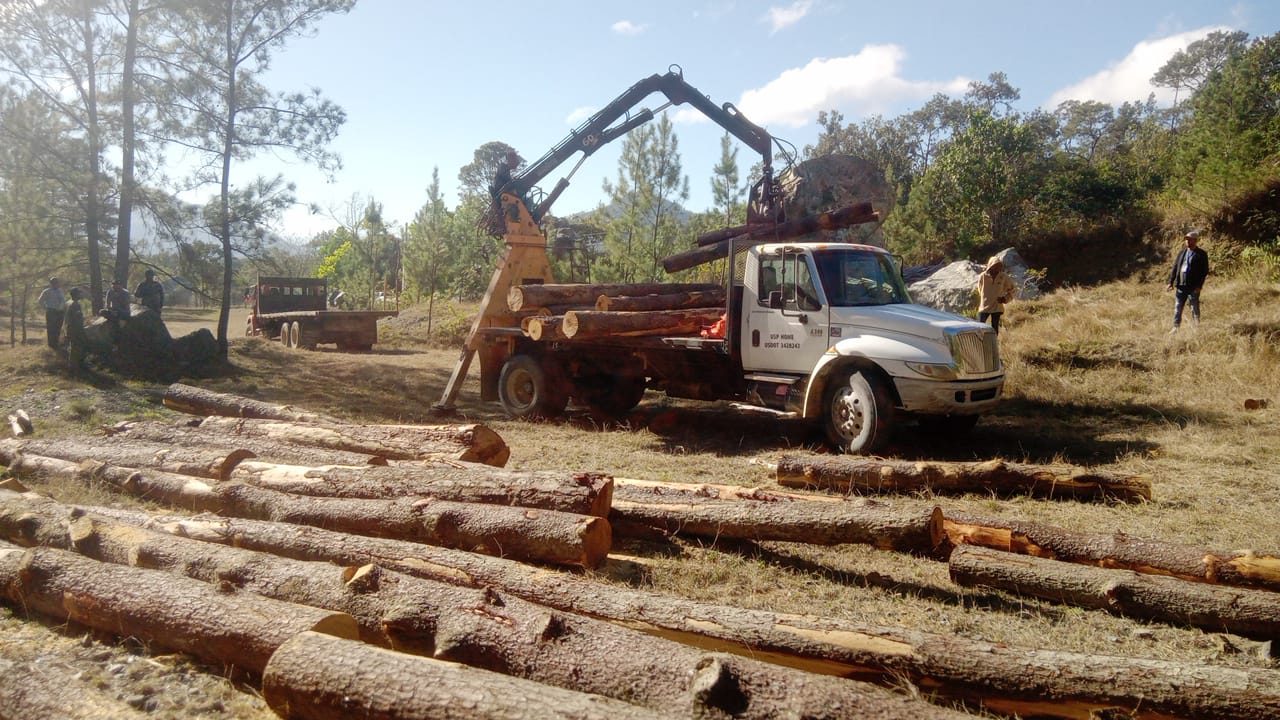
(238, 1), (1279, 240)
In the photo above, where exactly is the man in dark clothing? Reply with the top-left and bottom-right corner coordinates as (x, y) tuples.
(135, 269), (164, 314)
(64, 287), (88, 374)
(36, 277), (65, 349)
(104, 280), (131, 322)
(1166, 230), (1210, 333)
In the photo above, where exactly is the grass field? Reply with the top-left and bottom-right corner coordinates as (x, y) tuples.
(2, 274), (1279, 718)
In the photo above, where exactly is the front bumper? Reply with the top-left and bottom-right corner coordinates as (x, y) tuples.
(893, 376), (1004, 415)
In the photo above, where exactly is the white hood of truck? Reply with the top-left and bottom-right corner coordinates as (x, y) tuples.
(830, 303), (985, 343)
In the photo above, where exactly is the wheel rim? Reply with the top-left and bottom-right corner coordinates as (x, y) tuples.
(504, 367), (536, 412)
(829, 380), (870, 446)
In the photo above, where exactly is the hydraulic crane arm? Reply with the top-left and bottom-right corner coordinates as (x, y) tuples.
(493, 66), (781, 228)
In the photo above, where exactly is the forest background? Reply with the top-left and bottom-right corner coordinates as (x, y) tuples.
(1, 0), (1278, 356)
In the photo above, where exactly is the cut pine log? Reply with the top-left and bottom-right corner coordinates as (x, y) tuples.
(563, 308), (725, 341)
(945, 511), (1280, 593)
(190, 415), (510, 467)
(693, 202), (877, 247)
(76, 503), (1280, 720)
(950, 544), (1280, 640)
(527, 315), (567, 341)
(0, 437), (254, 481)
(611, 489), (943, 555)
(508, 282), (721, 312)
(663, 205), (879, 273)
(0, 544), (357, 675)
(5, 454), (610, 568)
(263, 632), (667, 720)
(595, 288), (727, 312)
(162, 382), (338, 423)
(6, 410), (33, 438)
(776, 455), (1152, 502)
(229, 459), (613, 517)
(107, 419), (391, 467)
(0, 655), (147, 720)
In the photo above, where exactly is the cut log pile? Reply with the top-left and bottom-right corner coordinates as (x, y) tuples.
(5, 392), (1280, 719)
(507, 281), (727, 343)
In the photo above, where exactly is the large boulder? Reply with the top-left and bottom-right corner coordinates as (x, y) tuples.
(906, 248), (1041, 316)
(775, 154), (892, 246)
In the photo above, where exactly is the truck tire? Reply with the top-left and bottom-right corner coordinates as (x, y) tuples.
(278, 324), (291, 348)
(581, 374), (647, 419)
(823, 370), (894, 454)
(244, 316), (255, 336)
(498, 355), (569, 419)
(287, 321), (300, 349)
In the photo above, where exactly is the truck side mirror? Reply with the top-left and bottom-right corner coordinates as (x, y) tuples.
(768, 290), (784, 309)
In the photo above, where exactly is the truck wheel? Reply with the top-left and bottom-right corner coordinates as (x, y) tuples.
(287, 321), (300, 349)
(823, 370), (894, 454)
(278, 325), (291, 348)
(498, 355), (569, 419)
(582, 374), (647, 419)
(244, 316), (255, 336)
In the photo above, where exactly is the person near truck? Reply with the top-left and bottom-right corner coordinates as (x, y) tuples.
(976, 256), (1016, 335)
(37, 276), (65, 349)
(1166, 229), (1209, 333)
(135, 269), (164, 314)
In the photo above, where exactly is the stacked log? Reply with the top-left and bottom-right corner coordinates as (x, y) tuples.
(162, 382), (338, 423)
(562, 308), (724, 341)
(777, 454), (1152, 503)
(508, 282), (721, 312)
(596, 288), (726, 312)
(0, 436), (255, 481)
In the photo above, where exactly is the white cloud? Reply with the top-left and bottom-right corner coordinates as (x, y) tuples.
(611, 20), (646, 35)
(731, 45), (970, 128)
(565, 107), (595, 125)
(763, 1), (812, 34)
(1047, 26), (1229, 108)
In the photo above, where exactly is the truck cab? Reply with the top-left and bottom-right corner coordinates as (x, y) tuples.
(738, 243), (1003, 452)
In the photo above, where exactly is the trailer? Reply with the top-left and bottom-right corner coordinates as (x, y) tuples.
(245, 276), (397, 352)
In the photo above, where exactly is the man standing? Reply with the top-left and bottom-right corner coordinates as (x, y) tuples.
(36, 277), (65, 349)
(135, 269), (164, 314)
(1166, 230), (1210, 333)
(64, 287), (88, 374)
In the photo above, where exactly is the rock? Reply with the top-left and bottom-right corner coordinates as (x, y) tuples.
(906, 248), (1041, 316)
(775, 154), (893, 247)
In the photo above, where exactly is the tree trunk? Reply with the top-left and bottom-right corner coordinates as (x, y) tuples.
(563, 308), (724, 341)
(0, 545), (357, 675)
(263, 632), (668, 720)
(189, 416), (510, 467)
(0, 437), (254, 481)
(508, 282), (721, 312)
(162, 382), (338, 423)
(693, 202), (876, 247)
(107, 419), (391, 468)
(0, 655), (147, 720)
(75, 503), (1280, 720)
(595, 289), (727, 312)
(950, 544), (1280, 641)
(663, 206), (879, 273)
(6, 454), (610, 568)
(230, 460), (612, 517)
(610, 490), (943, 556)
(944, 512), (1280, 593)
(777, 455), (1152, 503)
(614, 476), (841, 503)
(527, 315), (567, 341)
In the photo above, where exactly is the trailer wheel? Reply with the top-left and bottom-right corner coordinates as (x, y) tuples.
(287, 321), (300, 349)
(498, 355), (568, 419)
(823, 370), (894, 454)
(581, 374), (647, 419)
(278, 324), (291, 348)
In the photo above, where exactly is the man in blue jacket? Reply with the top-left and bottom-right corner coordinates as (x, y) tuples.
(1166, 230), (1209, 333)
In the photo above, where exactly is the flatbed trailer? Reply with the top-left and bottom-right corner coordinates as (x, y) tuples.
(245, 276), (397, 352)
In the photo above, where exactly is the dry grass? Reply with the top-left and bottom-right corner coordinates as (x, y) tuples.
(3, 274), (1280, 717)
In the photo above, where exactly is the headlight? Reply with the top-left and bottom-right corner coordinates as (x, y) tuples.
(904, 361), (958, 381)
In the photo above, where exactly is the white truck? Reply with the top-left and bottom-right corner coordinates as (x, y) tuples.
(434, 68), (1003, 453)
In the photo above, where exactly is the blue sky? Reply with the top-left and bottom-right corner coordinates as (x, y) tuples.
(241, 1), (1278, 239)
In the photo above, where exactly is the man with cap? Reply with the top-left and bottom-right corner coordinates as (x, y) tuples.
(135, 269), (164, 314)
(104, 279), (131, 322)
(64, 287), (88, 374)
(1166, 230), (1210, 333)
(36, 276), (65, 349)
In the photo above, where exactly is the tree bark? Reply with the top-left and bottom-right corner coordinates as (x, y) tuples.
(509, 282), (721, 312)
(107, 419), (391, 468)
(527, 315), (567, 341)
(75, 503), (1280, 720)
(263, 632), (671, 720)
(950, 544), (1280, 640)
(0, 437), (254, 481)
(944, 512), (1280, 593)
(596, 289), (727, 312)
(6, 455), (611, 568)
(230, 460), (613, 517)
(162, 382), (338, 423)
(563, 308), (724, 341)
(610, 489), (944, 556)
(189, 416), (510, 467)
(777, 455), (1152, 503)
(0, 545), (357, 675)
(0, 654), (147, 720)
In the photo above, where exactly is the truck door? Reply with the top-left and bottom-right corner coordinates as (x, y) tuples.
(742, 249), (830, 374)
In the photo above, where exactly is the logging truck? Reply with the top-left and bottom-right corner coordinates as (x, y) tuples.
(245, 276), (397, 352)
(435, 67), (1003, 454)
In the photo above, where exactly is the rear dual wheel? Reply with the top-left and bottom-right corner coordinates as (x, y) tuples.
(279, 321), (301, 349)
(498, 355), (569, 419)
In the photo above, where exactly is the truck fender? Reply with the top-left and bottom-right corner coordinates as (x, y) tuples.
(800, 333), (941, 418)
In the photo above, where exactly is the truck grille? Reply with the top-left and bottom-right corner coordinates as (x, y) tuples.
(952, 330), (1000, 375)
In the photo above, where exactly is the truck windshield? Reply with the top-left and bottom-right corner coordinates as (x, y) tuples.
(812, 249), (910, 307)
